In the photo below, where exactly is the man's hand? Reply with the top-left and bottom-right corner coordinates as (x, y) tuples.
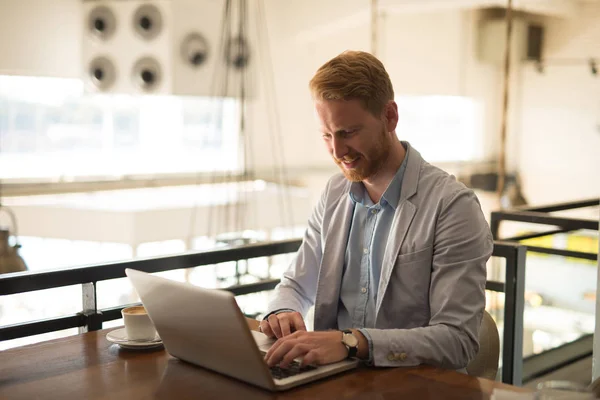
(259, 311), (307, 339)
(264, 330), (347, 368)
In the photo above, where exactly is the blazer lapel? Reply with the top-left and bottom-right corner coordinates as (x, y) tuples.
(313, 192), (354, 331)
(375, 201), (416, 315)
(375, 142), (422, 316)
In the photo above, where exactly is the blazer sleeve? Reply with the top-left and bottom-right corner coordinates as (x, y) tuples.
(266, 179), (330, 317)
(364, 188), (493, 369)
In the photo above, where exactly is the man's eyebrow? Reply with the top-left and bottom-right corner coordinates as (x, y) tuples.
(320, 125), (362, 135)
(333, 126), (361, 135)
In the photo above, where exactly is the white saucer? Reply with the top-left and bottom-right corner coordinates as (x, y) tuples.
(106, 328), (163, 350)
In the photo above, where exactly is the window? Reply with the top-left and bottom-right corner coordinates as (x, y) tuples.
(395, 95), (482, 162)
(0, 75), (240, 180)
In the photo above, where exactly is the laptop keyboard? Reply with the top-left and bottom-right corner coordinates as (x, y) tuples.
(270, 361), (317, 380)
(260, 351), (318, 379)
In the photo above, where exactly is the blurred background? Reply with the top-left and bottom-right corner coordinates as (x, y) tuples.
(0, 0), (598, 388)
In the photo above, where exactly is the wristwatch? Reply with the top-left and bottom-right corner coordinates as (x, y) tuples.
(341, 329), (359, 359)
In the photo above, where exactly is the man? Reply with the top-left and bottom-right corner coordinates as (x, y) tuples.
(261, 50), (493, 371)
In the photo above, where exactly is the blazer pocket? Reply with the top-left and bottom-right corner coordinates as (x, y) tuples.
(397, 246), (433, 265)
(390, 246), (434, 320)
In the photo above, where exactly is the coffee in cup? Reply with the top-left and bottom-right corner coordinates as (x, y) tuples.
(121, 305), (157, 341)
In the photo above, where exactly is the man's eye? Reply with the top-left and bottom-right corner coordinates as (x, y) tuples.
(322, 133), (331, 139)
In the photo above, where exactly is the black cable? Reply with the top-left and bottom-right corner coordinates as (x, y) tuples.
(240, 0), (258, 237)
(215, 0), (233, 242)
(188, 0), (233, 245)
(256, 0), (294, 232)
(235, 0), (245, 237)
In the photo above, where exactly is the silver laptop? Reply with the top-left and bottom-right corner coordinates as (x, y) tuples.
(125, 268), (358, 391)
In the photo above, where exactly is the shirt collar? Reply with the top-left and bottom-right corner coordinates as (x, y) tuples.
(347, 143), (409, 210)
(349, 182), (369, 206)
(381, 146), (409, 210)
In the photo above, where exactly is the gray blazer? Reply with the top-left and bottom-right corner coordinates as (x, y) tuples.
(268, 143), (493, 369)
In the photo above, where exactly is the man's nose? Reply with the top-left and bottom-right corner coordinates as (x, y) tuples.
(331, 137), (348, 160)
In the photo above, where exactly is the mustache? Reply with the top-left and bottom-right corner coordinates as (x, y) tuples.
(334, 154), (360, 163)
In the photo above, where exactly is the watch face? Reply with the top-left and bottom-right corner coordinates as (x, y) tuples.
(343, 332), (358, 347)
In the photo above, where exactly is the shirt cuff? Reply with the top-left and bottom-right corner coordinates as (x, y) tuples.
(357, 328), (374, 365)
(262, 308), (296, 321)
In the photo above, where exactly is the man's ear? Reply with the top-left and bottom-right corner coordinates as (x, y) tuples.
(384, 100), (399, 133)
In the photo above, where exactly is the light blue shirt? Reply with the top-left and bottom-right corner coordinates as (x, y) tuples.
(337, 146), (408, 356)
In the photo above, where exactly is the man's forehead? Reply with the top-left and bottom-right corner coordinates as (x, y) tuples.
(315, 98), (365, 111)
(315, 99), (369, 123)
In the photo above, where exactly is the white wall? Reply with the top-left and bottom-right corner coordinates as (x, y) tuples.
(516, 3), (600, 204)
(254, 0), (504, 203)
(0, 0), (82, 78)
(0, 0), (597, 206)
(0, 0), (506, 174)
(254, 0), (600, 205)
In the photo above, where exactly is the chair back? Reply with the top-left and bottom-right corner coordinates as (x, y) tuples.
(466, 310), (500, 380)
(587, 377), (600, 397)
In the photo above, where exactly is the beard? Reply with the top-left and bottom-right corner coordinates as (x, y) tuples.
(334, 127), (391, 182)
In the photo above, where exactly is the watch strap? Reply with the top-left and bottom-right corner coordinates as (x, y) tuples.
(342, 329), (358, 359)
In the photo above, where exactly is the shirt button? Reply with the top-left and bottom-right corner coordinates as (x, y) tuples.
(363, 248), (368, 255)
(371, 209), (378, 214)
(361, 287), (367, 294)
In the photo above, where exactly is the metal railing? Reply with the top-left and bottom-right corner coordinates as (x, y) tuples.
(491, 198), (599, 261)
(492, 241), (527, 385)
(0, 239), (301, 341)
(491, 198), (599, 383)
(0, 238), (526, 385)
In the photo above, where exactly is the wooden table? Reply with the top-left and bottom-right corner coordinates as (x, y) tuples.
(0, 320), (530, 399)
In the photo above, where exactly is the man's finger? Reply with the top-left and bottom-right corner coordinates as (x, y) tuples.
(279, 316), (292, 337)
(265, 339), (296, 367)
(264, 335), (283, 362)
(279, 343), (310, 368)
(300, 349), (319, 367)
(268, 314), (283, 339)
(290, 312), (307, 332)
(259, 321), (275, 338)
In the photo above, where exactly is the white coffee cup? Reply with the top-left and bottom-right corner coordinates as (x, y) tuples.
(121, 305), (157, 341)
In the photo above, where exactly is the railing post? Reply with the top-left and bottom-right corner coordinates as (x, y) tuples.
(78, 282), (103, 333)
(490, 211), (501, 240)
(502, 245), (526, 385)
